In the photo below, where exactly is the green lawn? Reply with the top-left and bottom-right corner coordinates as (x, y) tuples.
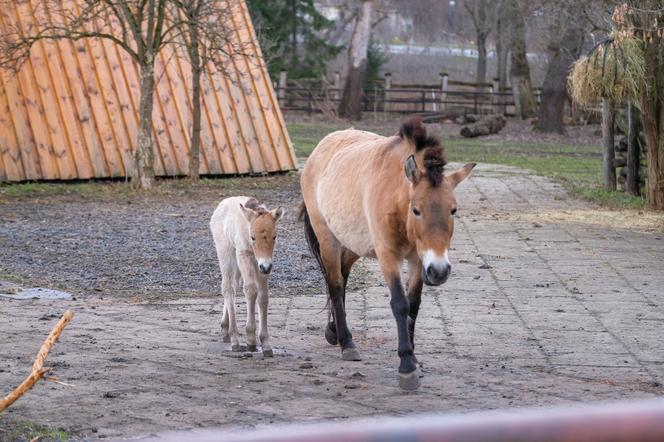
(288, 121), (646, 209)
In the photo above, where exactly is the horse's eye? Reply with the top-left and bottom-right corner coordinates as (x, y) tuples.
(412, 207), (421, 217)
(251, 236), (256, 242)
(273, 236), (276, 241)
(451, 208), (458, 217)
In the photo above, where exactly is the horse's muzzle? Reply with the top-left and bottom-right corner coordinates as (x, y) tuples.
(422, 263), (451, 286)
(258, 263), (273, 274)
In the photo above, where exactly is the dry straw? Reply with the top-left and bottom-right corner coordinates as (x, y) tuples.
(568, 35), (646, 105)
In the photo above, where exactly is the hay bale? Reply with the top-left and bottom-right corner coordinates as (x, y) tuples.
(568, 35), (645, 105)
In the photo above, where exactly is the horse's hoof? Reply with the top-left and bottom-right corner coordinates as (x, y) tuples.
(262, 348), (274, 358)
(341, 347), (362, 361)
(222, 335), (231, 343)
(247, 344), (257, 352)
(325, 322), (338, 345)
(399, 370), (421, 390)
(231, 344), (243, 352)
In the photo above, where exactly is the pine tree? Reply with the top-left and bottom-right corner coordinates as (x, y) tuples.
(246, 0), (341, 80)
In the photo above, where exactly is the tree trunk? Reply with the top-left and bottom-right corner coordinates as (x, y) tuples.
(338, 0), (373, 120)
(602, 98), (616, 191)
(505, 0), (535, 119)
(495, 4), (508, 100)
(188, 18), (202, 180)
(536, 23), (584, 133)
(476, 29), (487, 88)
(134, 59), (156, 190)
(640, 40), (664, 210)
(626, 102), (640, 196)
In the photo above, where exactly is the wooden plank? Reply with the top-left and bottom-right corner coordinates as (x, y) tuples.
(228, 3), (279, 172)
(170, 47), (221, 175)
(0, 71), (26, 181)
(236, 0), (296, 171)
(154, 49), (187, 176)
(201, 62), (249, 173)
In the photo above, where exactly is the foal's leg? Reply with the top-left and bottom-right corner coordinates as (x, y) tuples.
(377, 248), (420, 390)
(256, 273), (273, 357)
(236, 251), (258, 353)
(221, 266), (241, 351)
(326, 248), (359, 346)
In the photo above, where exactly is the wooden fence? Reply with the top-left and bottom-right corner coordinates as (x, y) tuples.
(0, 0), (296, 183)
(275, 72), (542, 117)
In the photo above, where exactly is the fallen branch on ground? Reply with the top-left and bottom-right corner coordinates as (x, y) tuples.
(0, 310), (74, 412)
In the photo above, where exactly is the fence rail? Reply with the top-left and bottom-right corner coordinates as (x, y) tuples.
(276, 85), (540, 117)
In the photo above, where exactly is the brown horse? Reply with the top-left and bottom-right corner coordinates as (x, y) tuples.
(299, 117), (475, 390)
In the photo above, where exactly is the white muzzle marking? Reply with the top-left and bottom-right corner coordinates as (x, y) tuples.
(423, 249), (450, 271)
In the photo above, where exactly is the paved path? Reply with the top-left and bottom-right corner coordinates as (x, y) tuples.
(2, 165), (664, 440)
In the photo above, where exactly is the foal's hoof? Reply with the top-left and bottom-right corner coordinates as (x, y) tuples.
(262, 348), (274, 358)
(325, 322), (338, 345)
(231, 344), (243, 352)
(246, 344), (257, 352)
(341, 347), (362, 361)
(399, 370), (421, 390)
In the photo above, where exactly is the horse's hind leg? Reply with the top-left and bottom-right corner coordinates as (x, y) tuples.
(302, 208), (361, 361)
(326, 248), (359, 346)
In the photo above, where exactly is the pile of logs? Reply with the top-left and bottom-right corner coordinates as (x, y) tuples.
(615, 135), (645, 192)
(460, 114), (507, 138)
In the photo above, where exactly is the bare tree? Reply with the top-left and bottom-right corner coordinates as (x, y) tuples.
(505, 0), (536, 118)
(0, 0), (181, 189)
(170, 0), (246, 180)
(495, 0), (508, 95)
(338, 0), (374, 120)
(535, 2), (586, 133)
(462, 0), (497, 88)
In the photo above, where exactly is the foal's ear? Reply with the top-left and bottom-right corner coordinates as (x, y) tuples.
(271, 206), (286, 222)
(404, 155), (420, 184)
(445, 162), (476, 188)
(239, 203), (258, 221)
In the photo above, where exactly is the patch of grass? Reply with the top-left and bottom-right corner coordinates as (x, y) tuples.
(446, 139), (646, 209)
(0, 180), (133, 199)
(287, 121), (348, 157)
(0, 416), (68, 442)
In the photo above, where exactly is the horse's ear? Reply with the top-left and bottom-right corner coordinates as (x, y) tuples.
(240, 203), (258, 221)
(271, 206), (286, 222)
(445, 162), (476, 188)
(404, 155), (420, 184)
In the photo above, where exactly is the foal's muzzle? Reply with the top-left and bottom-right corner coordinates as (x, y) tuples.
(423, 263), (451, 286)
(258, 261), (272, 275)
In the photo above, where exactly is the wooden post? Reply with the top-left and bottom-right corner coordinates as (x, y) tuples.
(384, 72), (392, 112)
(333, 71), (341, 102)
(440, 72), (448, 111)
(492, 77), (500, 114)
(602, 98), (617, 191)
(278, 69), (287, 103)
(626, 102), (641, 196)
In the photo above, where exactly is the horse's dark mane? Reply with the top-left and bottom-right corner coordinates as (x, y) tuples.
(399, 117), (447, 186)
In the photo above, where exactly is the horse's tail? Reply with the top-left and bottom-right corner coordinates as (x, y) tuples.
(298, 201), (332, 315)
(298, 201), (325, 277)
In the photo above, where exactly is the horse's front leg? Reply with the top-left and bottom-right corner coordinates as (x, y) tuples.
(378, 250), (420, 390)
(406, 258), (423, 356)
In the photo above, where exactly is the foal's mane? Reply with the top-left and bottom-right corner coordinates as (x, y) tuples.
(398, 117), (447, 186)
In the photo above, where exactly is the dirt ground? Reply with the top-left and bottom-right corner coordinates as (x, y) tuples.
(2, 164), (664, 441)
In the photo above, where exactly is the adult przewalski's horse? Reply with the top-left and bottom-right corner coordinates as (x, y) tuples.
(299, 118), (475, 390)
